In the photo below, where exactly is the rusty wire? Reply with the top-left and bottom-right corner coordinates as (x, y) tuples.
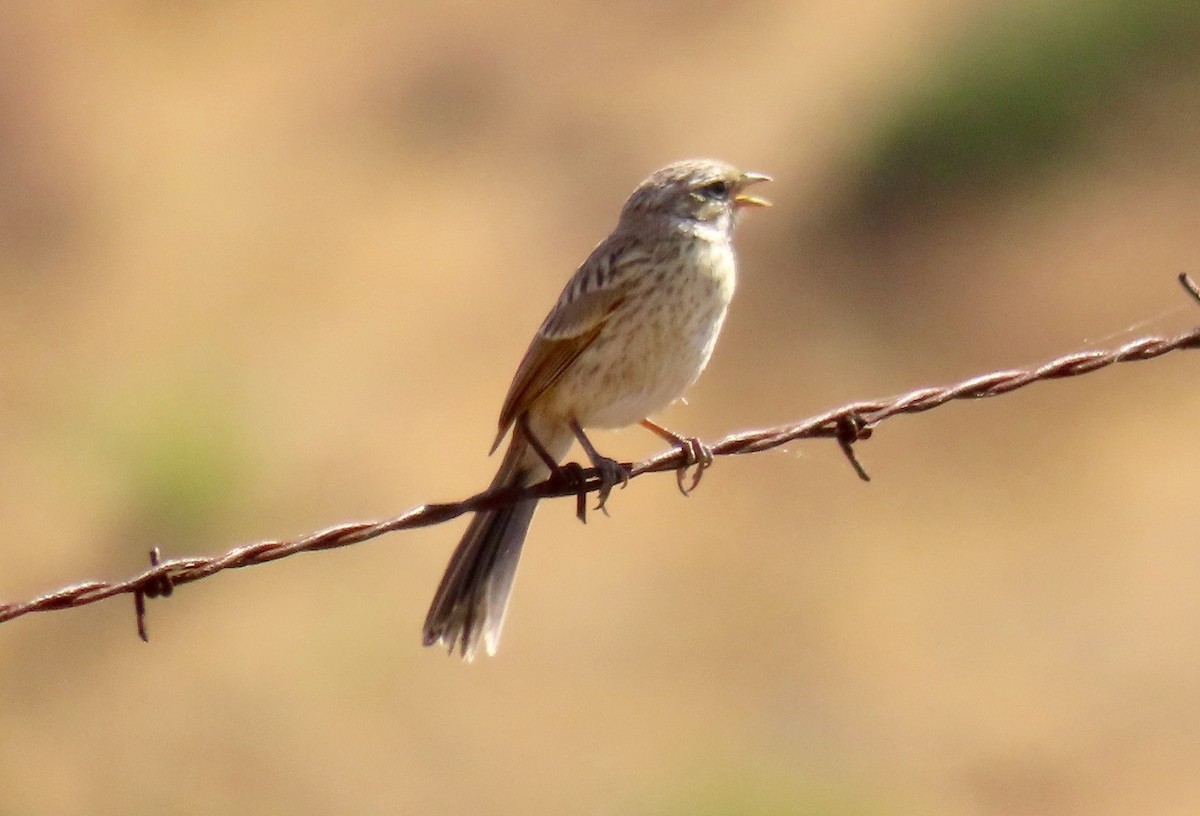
(2, 275), (1198, 638)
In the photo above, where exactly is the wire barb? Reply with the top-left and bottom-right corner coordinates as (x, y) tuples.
(835, 413), (873, 482)
(2, 278), (1198, 633)
(133, 547), (173, 642)
(1181, 273), (1200, 305)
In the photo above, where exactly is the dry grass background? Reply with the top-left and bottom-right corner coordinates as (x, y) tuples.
(1, 1), (1199, 814)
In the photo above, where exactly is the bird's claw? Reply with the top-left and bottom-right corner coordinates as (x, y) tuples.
(673, 437), (714, 496)
(591, 456), (630, 517)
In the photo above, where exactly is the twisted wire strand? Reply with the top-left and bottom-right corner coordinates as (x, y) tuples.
(3, 276), (1198, 636)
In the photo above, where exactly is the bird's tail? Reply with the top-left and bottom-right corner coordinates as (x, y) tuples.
(422, 424), (568, 660)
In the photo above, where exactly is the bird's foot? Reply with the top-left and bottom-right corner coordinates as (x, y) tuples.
(639, 419), (713, 496)
(590, 455), (630, 517)
(672, 436), (714, 496)
(568, 418), (630, 520)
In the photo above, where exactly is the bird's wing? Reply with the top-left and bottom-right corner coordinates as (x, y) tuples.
(491, 237), (647, 452)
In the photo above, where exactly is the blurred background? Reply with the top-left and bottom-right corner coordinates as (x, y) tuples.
(2, 1), (1199, 814)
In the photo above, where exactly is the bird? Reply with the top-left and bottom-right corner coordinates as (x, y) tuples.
(422, 158), (770, 660)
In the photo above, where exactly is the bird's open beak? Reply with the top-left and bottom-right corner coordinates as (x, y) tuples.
(733, 171), (772, 208)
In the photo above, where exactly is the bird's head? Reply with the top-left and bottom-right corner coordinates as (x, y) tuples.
(619, 159), (771, 232)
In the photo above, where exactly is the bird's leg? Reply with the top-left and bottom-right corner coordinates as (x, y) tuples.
(640, 418), (713, 496)
(518, 413), (589, 521)
(519, 412), (564, 472)
(569, 418), (629, 516)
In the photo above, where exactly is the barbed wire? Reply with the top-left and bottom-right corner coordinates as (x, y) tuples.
(3, 275), (1199, 639)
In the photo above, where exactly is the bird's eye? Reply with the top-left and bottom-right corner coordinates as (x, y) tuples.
(698, 179), (731, 199)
